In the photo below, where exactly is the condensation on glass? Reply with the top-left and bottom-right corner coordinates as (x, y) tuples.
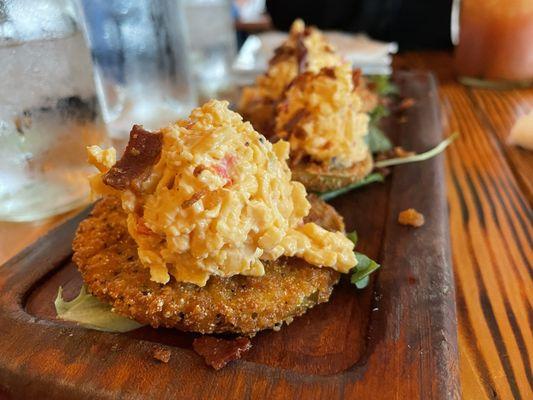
(0, 0), (109, 221)
(78, 0), (198, 141)
(184, 0), (237, 100)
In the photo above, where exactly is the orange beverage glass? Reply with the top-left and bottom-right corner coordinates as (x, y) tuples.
(454, 0), (533, 88)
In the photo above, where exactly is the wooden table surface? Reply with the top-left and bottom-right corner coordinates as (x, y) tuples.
(1, 52), (531, 400)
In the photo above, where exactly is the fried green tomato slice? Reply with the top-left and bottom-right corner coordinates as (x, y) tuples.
(73, 195), (344, 336)
(291, 152), (373, 192)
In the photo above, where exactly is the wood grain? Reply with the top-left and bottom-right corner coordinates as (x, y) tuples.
(25, 260), (374, 376)
(443, 86), (533, 400)
(395, 51), (533, 204)
(0, 208), (81, 266)
(0, 72), (459, 399)
(1, 52), (531, 400)
(396, 52), (533, 400)
(468, 88), (533, 204)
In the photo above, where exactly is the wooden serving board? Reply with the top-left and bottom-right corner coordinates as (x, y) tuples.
(0, 71), (460, 399)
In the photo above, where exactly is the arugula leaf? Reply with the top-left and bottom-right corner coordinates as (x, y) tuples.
(350, 252), (381, 289)
(318, 172), (384, 201)
(374, 132), (459, 168)
(368, 123), (393, 153)
(367, 75), (399, 97)
(367, 101), (393, 153)
(55, 285), (144, 333)
(346, 230), (358, 246)
(369, 104), (390, 123)
(354, 276), (370, 289)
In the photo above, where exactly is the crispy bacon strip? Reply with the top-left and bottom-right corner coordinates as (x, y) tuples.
(282, 108), (309, 134)
(268, 45), (296, 66)
(321, 67), (336, 79)
(295, 35), (308, 73)
(182, 190), (207, 209)
(193, 336), (252, 370)
(268, 30), (308, 73)
(351, 68), (362, 89)
(287, 66), (336, 93)
(286, 71), (313, 91)
(103, 125), (163, 190)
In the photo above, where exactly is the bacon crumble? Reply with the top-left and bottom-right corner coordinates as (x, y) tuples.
(193, 336), (252, 370)
(103, 125), (163, 190)
(182, 190), (207, 209)
(152, 346), (172, 363)
(282, 108), (309, 134)
(352, 68), (362, 89)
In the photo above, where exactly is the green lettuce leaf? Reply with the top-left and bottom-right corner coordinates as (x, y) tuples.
(368, 123), (393, 153)
(55, 285), (144, 333)
(369, 103), (390, 123)
(367, 101), (393, 153)
(346, 230), (358, 246)
(350, 252), (381, 289)
(318, 172), (384, 201)
(354, 276), (370, 289)
(364, 76), (396, 154)
(367, 75), (399, 97)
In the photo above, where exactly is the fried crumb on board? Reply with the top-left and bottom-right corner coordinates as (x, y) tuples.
(193, 336), (252, 370)
(398, 208), (425, 227)
(152, 346), (172, 363)
(395, 97), (416, 112)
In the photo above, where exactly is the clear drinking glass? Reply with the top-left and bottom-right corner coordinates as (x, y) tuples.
(0, 0), (110, 221)
(78, 0), (198, 141)
(184, 0), (237, 100)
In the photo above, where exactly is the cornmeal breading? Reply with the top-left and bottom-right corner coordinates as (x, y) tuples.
(73, 195), (344, 335)
(291, 153), (373, 192)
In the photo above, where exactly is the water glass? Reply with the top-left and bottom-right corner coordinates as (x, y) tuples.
(184, 0), (237, 100)
(0, 0), (109, 221)
(78, 0), (198, 140)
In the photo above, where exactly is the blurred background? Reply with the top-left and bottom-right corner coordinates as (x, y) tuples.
(1, 0), (532, 221)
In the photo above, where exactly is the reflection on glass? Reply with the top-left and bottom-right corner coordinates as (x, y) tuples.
(0, 0), (109, 221)
(79, 0), (198, 140)
(184, 0), (237, 100)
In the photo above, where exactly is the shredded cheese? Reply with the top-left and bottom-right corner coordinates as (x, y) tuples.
(89, 100), (356, 286)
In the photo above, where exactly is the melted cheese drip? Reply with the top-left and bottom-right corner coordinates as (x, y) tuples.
(89, 100), (356, 286)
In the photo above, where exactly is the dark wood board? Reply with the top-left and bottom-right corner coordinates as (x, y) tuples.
(0, 71), (460, 399)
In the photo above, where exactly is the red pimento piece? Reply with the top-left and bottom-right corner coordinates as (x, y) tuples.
(213, 154), (236, 186)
